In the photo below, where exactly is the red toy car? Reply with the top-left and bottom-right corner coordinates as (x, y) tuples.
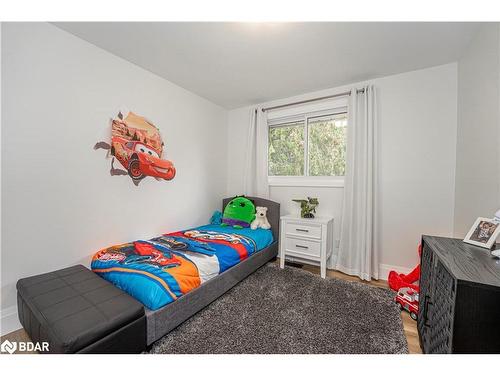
(111, 136), (176, 181)
(395, 287), (419, 320)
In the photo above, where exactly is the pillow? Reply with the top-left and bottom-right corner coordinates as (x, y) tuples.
(210, 210), (222, 225)
(221, 196), (256, 229)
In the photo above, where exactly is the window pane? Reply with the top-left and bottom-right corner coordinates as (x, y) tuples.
(268, 121), (305, 176)
(308, 114), (347, 176)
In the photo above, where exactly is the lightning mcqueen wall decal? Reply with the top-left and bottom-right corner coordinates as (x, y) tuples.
(94, 111), (176, 185)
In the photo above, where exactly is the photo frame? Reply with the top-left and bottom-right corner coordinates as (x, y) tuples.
(463, 217), (500, 249)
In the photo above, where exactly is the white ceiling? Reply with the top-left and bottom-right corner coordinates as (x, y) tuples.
(54, 22), (480, 109)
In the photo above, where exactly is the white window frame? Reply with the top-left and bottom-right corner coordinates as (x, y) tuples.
(267, 106), (348, 188)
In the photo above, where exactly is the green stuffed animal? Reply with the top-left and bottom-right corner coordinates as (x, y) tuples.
(221, 196), (256, 229)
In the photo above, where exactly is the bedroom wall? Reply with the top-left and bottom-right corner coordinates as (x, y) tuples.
(1, 23), (228, 335)
(227, 63), (458, 277)
(454, 24), (500, 237)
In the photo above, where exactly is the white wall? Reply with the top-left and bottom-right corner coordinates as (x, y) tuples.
(1, 23), (228, 335)
(454, 24), (500, 237)
(227, 63), (458, 276)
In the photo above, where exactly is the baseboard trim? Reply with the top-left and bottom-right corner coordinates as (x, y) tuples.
(378, 263), (413, 281)
(328, 251), (413, 281)
(1, 305), (21, 336)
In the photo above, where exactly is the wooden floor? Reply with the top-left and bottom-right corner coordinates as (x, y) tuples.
(1, 263), (422, 354)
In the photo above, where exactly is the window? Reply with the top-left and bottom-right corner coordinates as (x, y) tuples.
(268, 120), (305, 176)
(268, 112), (347, 183)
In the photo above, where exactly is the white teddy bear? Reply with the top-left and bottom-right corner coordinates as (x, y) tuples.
(251, 206), (271, 230)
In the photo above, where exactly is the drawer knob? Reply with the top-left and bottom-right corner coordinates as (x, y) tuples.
(296, 228), (309, 232)
(296, 244), (309, 249)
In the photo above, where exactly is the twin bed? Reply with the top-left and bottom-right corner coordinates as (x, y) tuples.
(91, 196), (280, 346)
(16, 196), (279, 353)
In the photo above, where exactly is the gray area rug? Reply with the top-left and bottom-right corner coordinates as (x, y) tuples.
(150, 263), (408, 354)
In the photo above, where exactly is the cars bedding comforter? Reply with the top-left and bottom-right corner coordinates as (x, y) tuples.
(91, 224), (273, 310)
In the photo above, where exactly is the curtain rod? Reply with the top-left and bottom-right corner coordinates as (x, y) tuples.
(261, 88), (365, 112)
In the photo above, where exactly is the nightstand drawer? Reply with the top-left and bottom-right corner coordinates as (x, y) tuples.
(285, 221), (322, 240)
(285, 237), (321, 258)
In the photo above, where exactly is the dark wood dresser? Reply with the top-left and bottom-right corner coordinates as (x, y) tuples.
(418, 236), (500, 353)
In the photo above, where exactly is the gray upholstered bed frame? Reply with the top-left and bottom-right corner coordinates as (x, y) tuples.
(144, 196), (280, 345)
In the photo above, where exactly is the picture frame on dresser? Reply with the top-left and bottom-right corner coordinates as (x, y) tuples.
(463, 217), (500, 249)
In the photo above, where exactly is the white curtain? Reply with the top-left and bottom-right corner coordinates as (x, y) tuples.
(336, 85), (379, 280)
(243, 107), (269, 198)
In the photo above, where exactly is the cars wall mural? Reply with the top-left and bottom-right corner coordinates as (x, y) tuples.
(94, 111), (176, 186)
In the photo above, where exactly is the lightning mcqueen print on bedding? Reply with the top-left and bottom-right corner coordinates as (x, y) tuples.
(91, 225), (273, 310)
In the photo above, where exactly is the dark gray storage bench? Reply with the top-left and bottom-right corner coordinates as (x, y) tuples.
(17, 265), (146, 353)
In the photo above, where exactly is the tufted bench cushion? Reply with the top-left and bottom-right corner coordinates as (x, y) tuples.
(17, 265), (146, 353)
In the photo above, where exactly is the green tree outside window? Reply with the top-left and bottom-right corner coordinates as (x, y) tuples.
(268, 113), (347, 177)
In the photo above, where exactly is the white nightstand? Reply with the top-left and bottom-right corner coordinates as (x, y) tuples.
(279, 214), (334, 278)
